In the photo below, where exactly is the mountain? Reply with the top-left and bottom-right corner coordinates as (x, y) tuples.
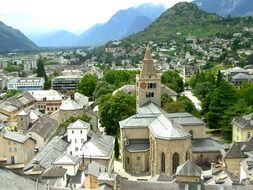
(0, 21), (37, 52)
(122, 2), (253, 44)
(193, 0), (253, 17)
(31, 30), (78, 47)
(78, 3), (166, 46)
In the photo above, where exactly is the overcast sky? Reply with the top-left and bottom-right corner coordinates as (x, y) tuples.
(0, 0), (192, 36)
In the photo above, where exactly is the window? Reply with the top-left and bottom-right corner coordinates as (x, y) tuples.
(185, 151), (190, 161)
(75, 147), (78, 151)
(81, 139), (84, 143)
(9, 147), (12, 152)
(75, 139), (77, 143)
(161, 152), (165, 173)
(247, 132), (251, 139)
(80, 130), (83, 134)
(72, 130), (74, 134)
(13, 147), (17, 152)
(172, 152), (179, 174)
(137, 156), (140, 160)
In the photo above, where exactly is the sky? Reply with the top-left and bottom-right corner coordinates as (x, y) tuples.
(0, 0), (192, 36)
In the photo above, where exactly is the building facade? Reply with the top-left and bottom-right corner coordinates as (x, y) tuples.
(52, 75), (81, 91)
(7, 77), (44, 92)
(232, 113), (253, 142)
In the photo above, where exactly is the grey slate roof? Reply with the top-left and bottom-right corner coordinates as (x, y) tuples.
(165, 112), (205, 126)
(121, 103), (192, 140)
(24, 136), (69, 171)
(137, 102), (162, 114)
(67, 119), (90, 129)
(126, 139), (150, 152)
(42, 166), (67, 178)
(0, 168), (46, 190)
(85, 161), (107, 177)
(149, 114), (191, 140)
(119, 114), (157, 129)
(175, 160), (202, 177)
(81, 134), (114, 159)
(54, 154), (80, 165)
(222, 139), (253, 159)
(206, 169), (239, 185)
(192, 138), (223, 153)
(27, 115), (58, 141)
(233, 113), (253, 129)
(7, 92), (35, 108)
(3, 130), (30, 143)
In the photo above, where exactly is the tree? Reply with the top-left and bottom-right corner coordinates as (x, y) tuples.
(99, 92), (136, 135)
(77, 74), (98, 98)
(103, 69), (137, 88)
(161, 93), (173, 108)
(36, 58), (50, 90)
(178, 96), (199, 117)
(161, 71), (184, 93)
(94, 81), (116, 103)
(205, 81), (237, 129)
(114, 136), (119, 160)
(37, 58), (47, 80)
(165, 101), (185, 113)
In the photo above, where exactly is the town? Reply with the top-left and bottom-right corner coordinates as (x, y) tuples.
(0, 1), (253, 190)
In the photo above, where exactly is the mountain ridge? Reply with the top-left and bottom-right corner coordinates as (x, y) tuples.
(0, 21), (38, 52)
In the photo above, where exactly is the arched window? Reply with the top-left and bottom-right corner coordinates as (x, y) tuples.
(161, 152), (165, 173)
(172, 152), (179, 174)
(185, 151), (190, 161)
(247, 132), (251, 139)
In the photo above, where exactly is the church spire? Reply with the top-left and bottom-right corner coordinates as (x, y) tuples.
(140, 47), (157, 78)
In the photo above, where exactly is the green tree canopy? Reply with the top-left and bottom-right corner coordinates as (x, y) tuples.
(103, 69), (137, 88)
(94, 81), (116, 103)
(161, 70), (184, 93)
(77, 74), (98, 98)
(99, 92), (136, 135)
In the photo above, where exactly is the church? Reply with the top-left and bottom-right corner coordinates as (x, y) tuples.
(119, 47), (222, 176)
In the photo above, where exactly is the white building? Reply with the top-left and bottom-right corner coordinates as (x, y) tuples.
(67, 119), (91, 156)
(7, 77), (44, 92)
(53, 154), (81, 176)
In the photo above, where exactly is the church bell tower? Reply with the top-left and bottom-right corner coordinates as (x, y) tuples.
(136, 47), (161, 107)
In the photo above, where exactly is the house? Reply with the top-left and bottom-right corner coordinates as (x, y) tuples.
(80, 133), (115, 168)
(53, 154), (81, 176)
(240, 155), (253, 183)
(26, 115), (58, 148)
(0, 168), (47, 190)
(7, 77), (44, 92)
(0, 125), (35, 167)
(0, 92), (36, 123)
(221, 137), (253, 178)
(28, 90), (62, 114)
(85, 161), (108, 189)
(41, 165), (67, 188)
(23, 136), (69, 175)
(58, 92), (89, 124)
(232, 113), (253, 142)
(175, 160), (202, 183)
(67, 119), (91, 156)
